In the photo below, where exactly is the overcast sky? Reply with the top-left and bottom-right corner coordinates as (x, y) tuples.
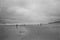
(0, 0), (60, 24)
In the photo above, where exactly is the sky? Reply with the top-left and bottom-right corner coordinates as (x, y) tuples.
(0, 0), (60, 24)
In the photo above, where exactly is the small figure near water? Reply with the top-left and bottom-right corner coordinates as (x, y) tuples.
(16, 24), (18, 29)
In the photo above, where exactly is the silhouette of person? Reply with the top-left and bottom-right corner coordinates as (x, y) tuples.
(16, 24), (18, 29)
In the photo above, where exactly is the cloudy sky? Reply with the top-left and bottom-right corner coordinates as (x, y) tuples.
(0, 0), (60, 24)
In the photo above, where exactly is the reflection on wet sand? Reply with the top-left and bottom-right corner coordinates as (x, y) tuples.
(0, 23), (60, 40)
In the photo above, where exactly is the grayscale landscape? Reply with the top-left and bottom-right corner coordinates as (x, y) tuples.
(0, 0), (60, 40)
(0, 23), (60, 40)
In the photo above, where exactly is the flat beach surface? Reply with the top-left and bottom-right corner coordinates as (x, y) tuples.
(0, 23), (60, 40)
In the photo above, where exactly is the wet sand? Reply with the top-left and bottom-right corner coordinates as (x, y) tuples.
(0, 23), (60, 40)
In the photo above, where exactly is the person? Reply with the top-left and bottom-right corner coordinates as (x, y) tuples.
(16, 24), (18, 29)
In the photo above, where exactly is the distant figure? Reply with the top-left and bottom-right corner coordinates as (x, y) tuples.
(40, 23), (42, 26)
(16, 24), (18, 29)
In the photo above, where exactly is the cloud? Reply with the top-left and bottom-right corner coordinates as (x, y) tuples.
(0, 0), (60, 24)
